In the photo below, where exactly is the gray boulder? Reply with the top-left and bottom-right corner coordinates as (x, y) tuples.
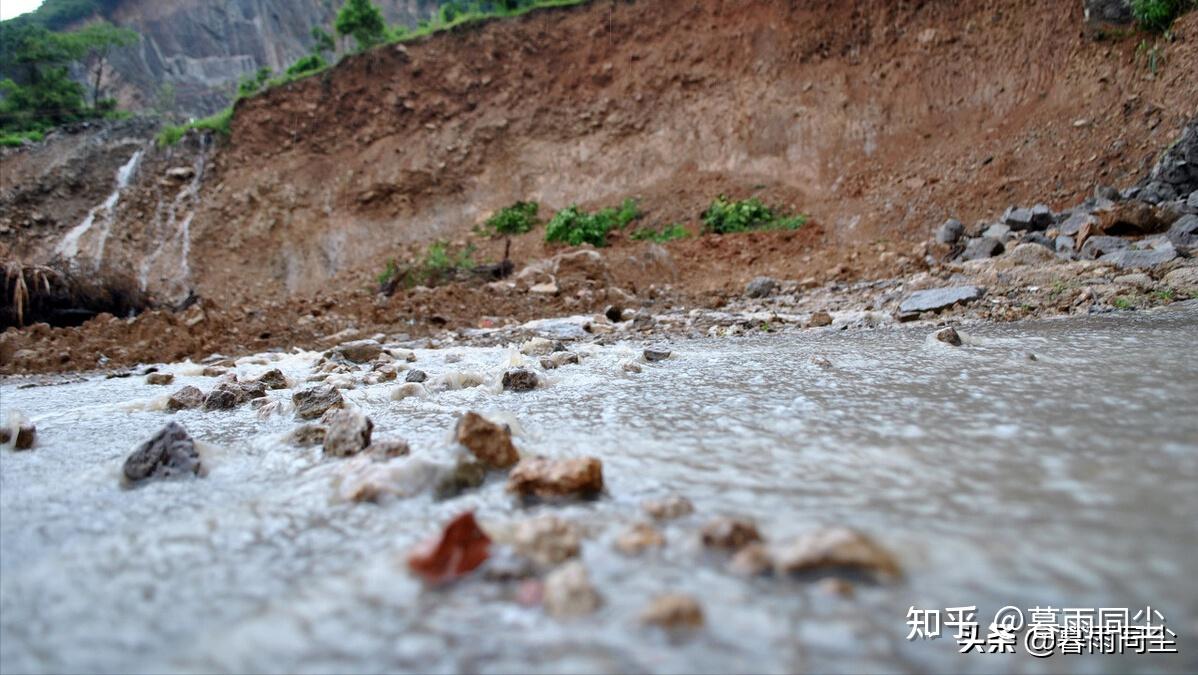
(935, 218), (964, 245)
(1167, 214), (1198, 250)
(1188, 191), (1198, 211)
(1055, 235), (1076, 255)
(899, 286), (984, 314)
(334, 340), (383, 364)
(122, 422), (201, 486)
(1099, 248), (1179, 270)
(1003, 207), (1035, 231)
(1140, 117), (1198, 201)
(983, 223), (1011, 240)
(1080, 236), (1129, 260)
(745, 276), (778, 299)
(1084, 0), (1133, 29)
(1059, 212), (1098, 236)
(961, 237), (1004, 261)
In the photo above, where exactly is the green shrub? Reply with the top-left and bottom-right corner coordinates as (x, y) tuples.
(545, 198), (640, 247)
(286, 54), (327, 76)
(1132, 0), (1196, 31)
(396, 241), (477, 288)
(482, 201), (539, 237)
(702, 196), (807, 234)
(631, 223), (689, 243)
(156, 107), (233, 146)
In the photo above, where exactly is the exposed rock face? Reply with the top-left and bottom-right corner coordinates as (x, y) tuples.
(122, 421), (201, 485)
(1140, 117), (1198, 203)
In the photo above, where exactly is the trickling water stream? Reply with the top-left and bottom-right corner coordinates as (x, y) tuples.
(1, 304), (1196, 674)
(139, 138), (209, 300)
(54, 150), (144, 268)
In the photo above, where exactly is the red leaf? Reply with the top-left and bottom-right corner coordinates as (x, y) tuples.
(407, 512), (491, 584)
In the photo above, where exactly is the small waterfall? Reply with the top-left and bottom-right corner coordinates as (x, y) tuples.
(138, 137), (209, 301)
(54, 150), (144, 266)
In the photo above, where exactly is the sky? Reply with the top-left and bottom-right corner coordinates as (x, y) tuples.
(0, 0), (44, 21)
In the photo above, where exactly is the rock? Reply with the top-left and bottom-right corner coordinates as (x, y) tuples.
(405, 369), (428, 383)
(501, 368), (539, 392)
(1188, 191), (1198, 211)
(511, 515), (580, 567)
(640, 594), (704, 630)
(543, 561), (601, 618)
(933, 327), (963, 346)
(1029, 204), (1054, 229)
(1163, 266), (1198, 293)
(201, 384), (241, 411)
(553, 249), (610, 289)
(122, 422), (201, 486)
(292, 385), (344, 420)
(1055, 235), (1076, 254)
(729, 543), (774, 576)
(1141, 117), (1198, 199)
(435, 458), (488, 499)
(745, 276), (778, 299)
(529, 282), (559, 295)
(621, 360), (643, 374)
(167, 385), (204, 411)
(700, 517), (762, 551)
(1114, 273), (1153, 290)
(1059, 212), (1098, 236)
(615, 523), (665, 555)
(519, 338), (557, 357)
(0, 428), (9, 445)
(808, 310), (833, 328)
(960, 237), (1004, 261)
(642, 495), (694, 520)
(288, 424), (326, 447)
(1003, 205), (1051, 231)
(1100, 202), (1175, 236)
(146, 373), (174, 386)
(643, 346), (671, 362)
(200, 366), (226, 377)
(982, 223), (1011, 240)
(237, 381), (267, 402)
(391, 382), (427, 401)
(13, 419), (36, 450)
(507, 456), (604, 500)
(898, 286), (984, 314)
(455, 412), (519, 469)
(604, 305), (625, 322)
(323, 409), (373, 457)
(1084, 0), (1134, 31)
(253, 368), (289, 390)
(772, 527), (901, 581)
(1099, 248), (1178, 270)
(367, 438), (410, 460)
(540, 352), (580, 370)
(407, 512), (491, 585)
(1007, 242), (1055, 265)
(935, 218), (964, 245)
(1080, 235), (1129, 260)
(334, 339), (383, 363)
(165, 166), (195, 181)
(1167, 214), (1198, 250)
(1019, 232), (1054, 249)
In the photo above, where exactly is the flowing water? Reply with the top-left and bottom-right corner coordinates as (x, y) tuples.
(54, 150), (144, 267)
(2, 303), (1197, 674)
(139, 138), (209, 300)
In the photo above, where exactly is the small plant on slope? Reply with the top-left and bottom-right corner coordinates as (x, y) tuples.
(702, 196), (807, 234)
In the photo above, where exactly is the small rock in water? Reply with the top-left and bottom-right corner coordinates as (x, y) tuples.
(543, 561), (601, 618)
(407, 512), (491, 585)
(640, 594), (704, 630)
(745, 276), (778, 299)
(621, 359), (643, 374)
(167, 385), (204, 411)
(729, 542), (774, 577)
(455, 412), (519, 469)
(146, 373), (174, 386)
(293, 385), (344, 420)
(405, 369), (428, 383)
(643, 346), (671, 362)
(288, 424), (326, 447)
(540, 352), (580, 370)
(808, 310), (833, 328)
(334, 339), (383, 363)
(367, 438), (410, 460)
(519, 337), (556, 356)
(700, 517), (763, 551)
(810, 355), (833, 368)
(201, 384), (241, 411)
(390, 382), (427, 400)
(898, 286), (984, 314)
(604, 305), (626, 322)
(323, 409), (374, 457)
(507, 456), (604, 500)
(435, 458), (488, 499)
(253, 368), (289, 390)
(502, 368), (539, 392)
(615, 523), (665, 556)
(772, 527), (901, 582)
(642, 495), (695, 520)
(13, 418), (36, 451)
(511, 515), (581, 567)
(933, 327), (963, 346)
(122, 422), (201, 486)
(0, 428), (9, 445)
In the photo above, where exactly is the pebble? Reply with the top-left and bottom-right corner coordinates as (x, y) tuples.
(615, 523), (665, 556)
(146, 373), (175, 386)
(807, 310), (833, 328)
(455, 412), (519, 469)
(771, 527), (901, 581)
(405, 369), (428, 383)
(511, 515), (581, 567)
(933, 326), (962, 346)
(292, 384), (344, 419)
(367, 438), (410, 460)
(323, 409), (374, 458)
(700, 517), (762, 551)
(122, 422), (201, 486)
(642, 495), (694, 520)
(643, 346), (671, 362)
(253, 368), (289, 390)
(334, 339), (383, 363)
(640, 594), (704, 629)
(501, 368), (539, 392)
(507, 456), (604, 500)
(543, 561), (601, 618)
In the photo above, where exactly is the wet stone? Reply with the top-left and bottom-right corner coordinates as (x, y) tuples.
(165, 385), (203, 411)
(604, 305), (625, 322)
(700, 517), (763, 551)
(642, 495), (695, 520)
(253, 368), (289, 390)
(543, 561), (601, 618)
(933, 327), (963, 346)
(288, 424), (326, 447)
(405, 369), (428, 383)
(435, 458), (488, 499)
(334, 339), (383, 363)
(643, 346), (671, 362)
(640, 594), (704, 630)
(729, 542), (774, 577)
(615, 523), (665, 556)
(14, 421), (36, 451)
(323, 409), (373, 458)
(292, 385), (344, 420)
(898, 286), (983, 314)
(146, 373), (174, 386)
(502, 368), (539, 392)
(540, 352), (580, 370)
(507, 456), (604, 500)
(122, 422), (201, 486)
(455, 412), (519, 469)
(201, 385), (241, 411)
(511, 515), (581, 567)
(745, 276), (778, 299)
(772, 527), (901, 582)
(808, 310), (833, 328)
(367, 438), (410, 460)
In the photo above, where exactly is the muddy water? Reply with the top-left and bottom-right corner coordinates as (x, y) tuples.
(2, 303), (1197, 674)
